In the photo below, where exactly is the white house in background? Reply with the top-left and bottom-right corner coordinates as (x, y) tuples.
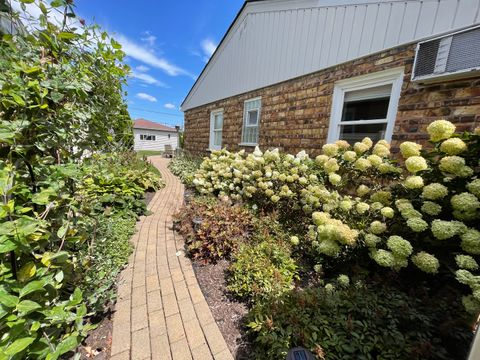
(133, 118), (179, 152)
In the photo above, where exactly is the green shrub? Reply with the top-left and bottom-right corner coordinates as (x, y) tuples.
(192, 122), (480, 315)
(227, 241), (298, 301)
(78, 153), (164, 216)
(169, 154), (202, 185)
(76, 214), (135, 311)
(173, 198), (252, 262)
(0, 1), (160, 357)
(247, 283), (471, 360)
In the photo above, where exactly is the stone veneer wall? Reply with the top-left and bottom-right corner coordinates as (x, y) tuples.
(183, 43), (480, 156)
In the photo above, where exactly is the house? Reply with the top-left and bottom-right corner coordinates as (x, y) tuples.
(181, 0), (480, 155)
(133, 118), (179, 152)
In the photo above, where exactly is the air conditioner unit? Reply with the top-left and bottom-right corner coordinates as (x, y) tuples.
(412, 26), (480, 84)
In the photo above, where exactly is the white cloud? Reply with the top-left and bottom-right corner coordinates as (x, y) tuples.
(136, 65), (150, 72)
(130, 71), (167, 87)
(200, 38), (217, 62)
(136, 92), (157, 102)
(164, 103), (176, 109)
(141, 31), (157, 47)
(117, 34), (191, 77)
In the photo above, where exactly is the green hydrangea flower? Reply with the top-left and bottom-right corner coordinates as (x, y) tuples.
(461, 229), (480, 255)
(317, 239), (340, 256)
(404, 175), (424, 189)
(370, 191), (392, 205)
(405, 156), (428, 173)
(407, 218), (429, 233)
(337, 274), (350, 287)
(439, 155), (465, 174)
(364, 233), (381, 248)
(369, 221), (387, 235)
(422, 183), (448, 200)
(387, 236), (413, 257)
(328, 173), (342, 186)
(401, 208), (423, 219)
(354, 158), (372, 171)
(462, 295), (480, 315)
(371, 249), (395, 267)
(431, 220), (466, 240)
(421, 201), (442, 216)
(426, 119), (456, 142)
(451, 192), (480, 213)
(400, 141), (422, 158)
(412, 252), (439, 273)
(322, 143), (339, 156)
(455, 255), (479, 271)
(342, 151), (357, 162)
(372, 144), (390, 157)
(356, 202), (370, 214)
(440, 138), (467, 155)
(381, 206), (395, 218)
(356, 184), (370, 197)
(467, 179), (480, 198)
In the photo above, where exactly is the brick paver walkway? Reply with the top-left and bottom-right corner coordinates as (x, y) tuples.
(111, 157), (233, 360)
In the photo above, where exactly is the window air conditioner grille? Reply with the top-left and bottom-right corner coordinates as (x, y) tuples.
(414, 39), (440, 77)
(413, 26), (480, 82)
(446, 28), (480, 72)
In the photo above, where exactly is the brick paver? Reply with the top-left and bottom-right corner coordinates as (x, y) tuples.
(111, 157), (233, 360)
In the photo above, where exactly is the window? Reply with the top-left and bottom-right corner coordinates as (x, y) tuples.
(140, 134), (156, 141)
(241, 97), (261, 145)
(327, 68), (404, 144)
(209, 109), (223, 150)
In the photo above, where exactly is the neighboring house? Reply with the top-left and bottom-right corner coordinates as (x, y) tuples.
(181, 0), (480, 155)
(133, 119), (179, 152)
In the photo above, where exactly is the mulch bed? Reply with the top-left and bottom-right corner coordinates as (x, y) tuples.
(75, 307), (113, 359)
(192, 260), (252, 359)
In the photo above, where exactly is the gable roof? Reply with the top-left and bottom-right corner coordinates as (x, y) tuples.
(133, 118), (177, 132)
(181, 0), (480, 111)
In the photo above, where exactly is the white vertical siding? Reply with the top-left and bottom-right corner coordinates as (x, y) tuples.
(182, 0), (480, 111)
(133, 129), (179, 151)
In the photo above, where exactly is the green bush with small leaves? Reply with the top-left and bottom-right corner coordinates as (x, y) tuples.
(0, 1), (160, 358)
(168, 154), (202, 186)
(247, 283), (471, 360)
(227, 241), (298, 301)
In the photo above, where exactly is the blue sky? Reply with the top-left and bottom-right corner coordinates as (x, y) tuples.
(74, 0), (244, 128)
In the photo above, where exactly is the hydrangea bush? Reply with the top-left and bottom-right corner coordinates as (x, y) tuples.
(192, 120), (480, 314)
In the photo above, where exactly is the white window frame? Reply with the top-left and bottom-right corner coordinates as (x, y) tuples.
(327, 67), (404, 143)
(240, 97), (261, 146)
(209, 108), (224, 150)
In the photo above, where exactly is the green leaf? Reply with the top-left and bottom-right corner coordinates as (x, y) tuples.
(17, 300), (41, 315)
(19, 280), (45, 298)
(52, 334), (79, 358)
(0, 235), (17, 253)
(11, 93), (25, 106)
(31, 188), (57, 205)
(18, 262), (36, 282)
(39, 2), (48, 15)
(4, 337), (35, 355)
(58, 32), (76, 40)
(56, 223), (68, 239)
(0, 291), (19, 308)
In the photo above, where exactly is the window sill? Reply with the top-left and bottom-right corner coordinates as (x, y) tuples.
(238, 142), (258, 147)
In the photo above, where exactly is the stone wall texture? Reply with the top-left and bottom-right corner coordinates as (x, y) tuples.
(183, 43), (480, 156)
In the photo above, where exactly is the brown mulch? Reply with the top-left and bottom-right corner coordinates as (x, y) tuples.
(75, 307), (114, 359)
(192, 259), (252, 359)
